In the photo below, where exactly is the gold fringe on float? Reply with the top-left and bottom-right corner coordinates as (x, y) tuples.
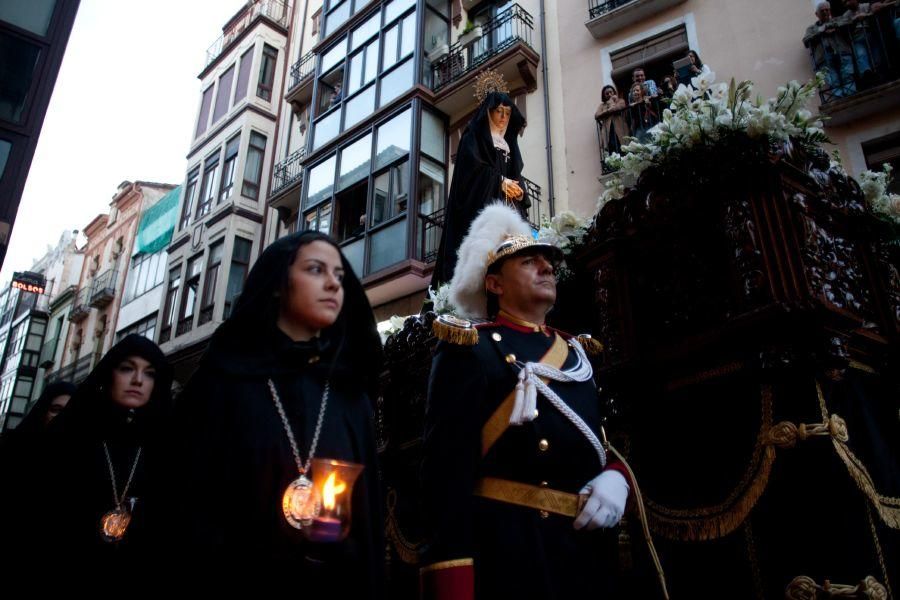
(645, 385), (776, 542)
(815, 381), (900, 530)
(785, 575), (888, 600)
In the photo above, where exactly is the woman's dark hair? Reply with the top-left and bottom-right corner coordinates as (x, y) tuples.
(602, 85), (618, 101)
(203, 230), (383, 401)
(688, 50), (703, 68)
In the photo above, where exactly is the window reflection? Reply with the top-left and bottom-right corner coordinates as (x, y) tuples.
(372, 160), (409, 226)
(375, 108), (411, 168)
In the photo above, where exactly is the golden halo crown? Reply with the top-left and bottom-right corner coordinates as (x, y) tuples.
(474, 69), (510, 104)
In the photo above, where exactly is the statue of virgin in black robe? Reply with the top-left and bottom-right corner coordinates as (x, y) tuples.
(160, 231), (385, 594)
(431, 91), (530, 286)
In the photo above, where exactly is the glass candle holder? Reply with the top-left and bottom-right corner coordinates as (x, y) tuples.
(304, 458), (363, 543)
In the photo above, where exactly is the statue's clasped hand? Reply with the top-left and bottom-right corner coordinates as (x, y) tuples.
(502, 178), (524, 201)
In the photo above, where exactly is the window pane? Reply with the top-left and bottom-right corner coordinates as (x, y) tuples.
(347, 50), (364, 95)
(372, 160), (409, 225)
(343, 84), (375, 130)
(342, 238), (365, 278)
(321, 37), (347, 74)
(325, 0), (351, 35)
(369, 218), (407, 273)
(418, 158), (445, 216)
(400, 13), (415, 59)
(339, 134), (372, 190)
(195, 85), (214, 138)
(351, 12), (380, 50)
(375, 108), (411, 168)
(0, 33), (41, 123)
(0, 0), (56, 36)
(212, 65), (235, 123)
(382, 24), (398, 71)
(313, 109), (341, 150)
(378, 58), (413, 108)
(384, 0), (415, 24)
(318, 202), (332, 234)
(364, 40), (379, 85)
(426, 0), (449, 17)
(421, 110), (445, 161)
(306, 155), (337, 208)
(234, 48), (253, 102)
(0, 139), (10, 179)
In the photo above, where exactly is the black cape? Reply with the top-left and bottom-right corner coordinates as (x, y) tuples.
(161, 231), (385, 594)
(431, 92), (530, 286)
(5, 335), (173, 568)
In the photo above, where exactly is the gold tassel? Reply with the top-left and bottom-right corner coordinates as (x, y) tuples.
(432, 315), (479, 346)
(576, 334), (604, 356)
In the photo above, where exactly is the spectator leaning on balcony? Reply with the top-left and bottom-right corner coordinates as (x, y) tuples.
(803, 1), (857, 97)
(842, 0), (892, 79)
(628, 82), (659, 142)
(595, 85), (629, 159)
(628, 67), (658, 103)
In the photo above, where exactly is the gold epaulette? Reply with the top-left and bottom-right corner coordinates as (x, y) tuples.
(432, 314), (479, 346)
(575, 334), (604, 357)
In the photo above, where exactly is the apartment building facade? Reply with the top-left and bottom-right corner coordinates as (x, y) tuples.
(58, 181), (174, 385)
(158, 0), (291, 381)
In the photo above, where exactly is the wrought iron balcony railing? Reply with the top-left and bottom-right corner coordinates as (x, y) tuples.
(89, 269), (117, 308)
(68, 288), (92, 322)
(522, 177), (545, 230)
(44, 354), (93, 385)
(419, 207), (445, 264)
(588, 0), (635, 19)
(430, 4), (535, 92)
(205, 0), (289, 68)
(176, 315), (194, 337)
(271, 148), (307, 196)
(595, 96), (666, 173)
(804, 7), (900, 105)
(288, 51), (316, 92)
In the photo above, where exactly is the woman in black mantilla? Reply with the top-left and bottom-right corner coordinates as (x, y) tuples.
(431, 72), (530, 287)
(164, 231), (385, 593)
(12, 336), (173, 565)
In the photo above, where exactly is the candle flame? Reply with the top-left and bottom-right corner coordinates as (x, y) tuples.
(322, 471), (347, 510)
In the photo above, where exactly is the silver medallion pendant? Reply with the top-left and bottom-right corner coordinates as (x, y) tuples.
(100, 507), (132, 542)
(282, 474), (321, 529)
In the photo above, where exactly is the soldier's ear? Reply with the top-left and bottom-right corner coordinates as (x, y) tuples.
(485, 273), (504, 297)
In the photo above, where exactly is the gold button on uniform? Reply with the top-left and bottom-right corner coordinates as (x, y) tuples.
(491, 332), (502, 342)
(505, 354), (517, 364)
(538, 439), (549, 452)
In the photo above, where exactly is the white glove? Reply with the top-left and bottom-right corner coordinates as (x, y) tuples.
(574, 469), (629, 531)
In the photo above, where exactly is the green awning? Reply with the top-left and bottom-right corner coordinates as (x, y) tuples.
(135, 185), (180, 255)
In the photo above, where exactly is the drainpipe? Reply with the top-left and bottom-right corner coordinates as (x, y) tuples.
(539, 0), (555, 216)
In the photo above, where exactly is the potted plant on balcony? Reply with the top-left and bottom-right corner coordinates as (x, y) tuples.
(458, 19), (482, 47)
(427, 33), (449, 62)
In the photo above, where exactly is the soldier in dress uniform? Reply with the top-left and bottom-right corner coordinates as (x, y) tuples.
(420, 203), (631, 600)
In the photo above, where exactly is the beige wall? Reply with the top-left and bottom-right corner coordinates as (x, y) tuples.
(551, 0), (900, 216)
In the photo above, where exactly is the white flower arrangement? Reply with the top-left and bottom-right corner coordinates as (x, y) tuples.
(599, 72), (829, 206)
(428, 283), (455, 315)
(537, 211), (592, 252)
(859, 163), (900, 226)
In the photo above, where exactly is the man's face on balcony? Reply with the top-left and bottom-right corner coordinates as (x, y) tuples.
(816, 5), (832, 21)
(633, 69), (646, 83)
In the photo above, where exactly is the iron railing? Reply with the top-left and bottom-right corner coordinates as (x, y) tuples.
(89, 269), (118, 308)
(44, 354), (93, 385)
(68, 288), (92, 322)
(205, 0), (289, 68)
(176, 315), (194, 337)
(198, 305), (215, 326)
(430, 4), (535, 91)
(588, 0), (636, 19)
(158, 325), (172, 344)
(420, 207), (445, 264)
(288, 51), (316, 91)
(271, 148), (307, 196)
(522, 177), (545, 230)
(804, 7), (900, 104)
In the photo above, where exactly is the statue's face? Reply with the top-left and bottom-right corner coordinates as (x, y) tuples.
(489, 105), (512, 131)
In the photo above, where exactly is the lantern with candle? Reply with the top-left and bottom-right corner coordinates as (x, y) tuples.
(304, 458), (363, 543)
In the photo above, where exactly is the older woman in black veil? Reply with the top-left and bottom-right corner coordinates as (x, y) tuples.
(2, 335), (172, 568)
(431, 73), (530, 286)
(162, 231), (384, 593)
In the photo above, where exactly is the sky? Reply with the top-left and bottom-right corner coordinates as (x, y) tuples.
(1, 0), (246, 283)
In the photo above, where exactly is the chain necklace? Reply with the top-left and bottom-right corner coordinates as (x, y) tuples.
(268, 378), (330, 529)
(99, 441), (142, 542)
